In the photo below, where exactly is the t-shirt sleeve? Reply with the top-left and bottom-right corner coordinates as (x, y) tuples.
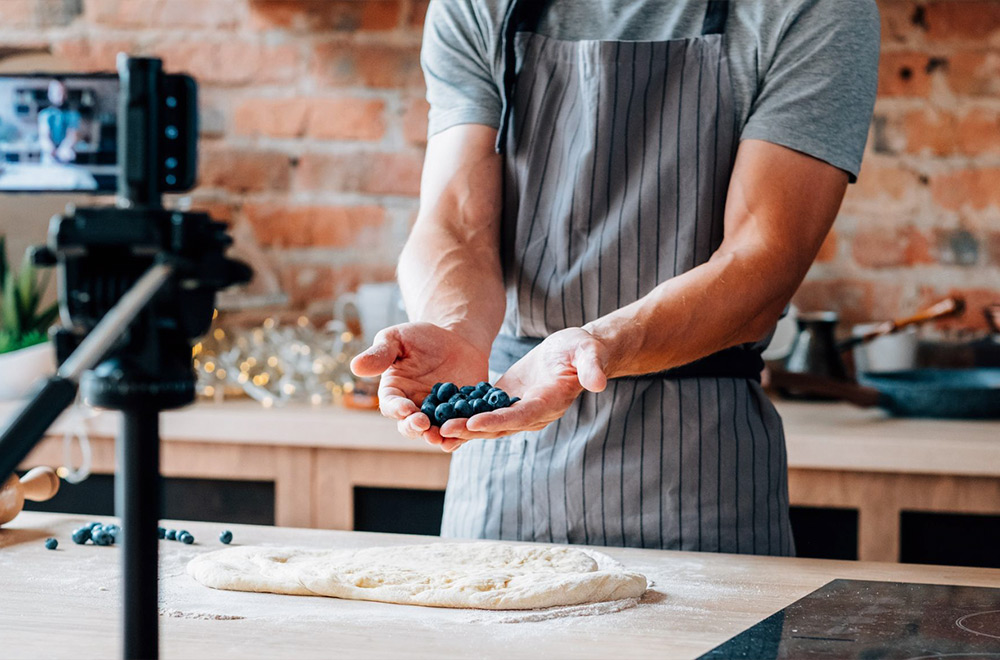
(740, 0), (880, 182)
(421, 0), (502, 138)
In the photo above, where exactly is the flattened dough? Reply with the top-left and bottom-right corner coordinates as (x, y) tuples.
(187, 542), (648, 610)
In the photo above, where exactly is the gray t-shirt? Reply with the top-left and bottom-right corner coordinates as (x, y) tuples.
(421, 0), (880, 180)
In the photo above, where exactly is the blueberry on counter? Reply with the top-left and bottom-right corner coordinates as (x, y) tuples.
(44, 537), (58, 550)
(437, 382), (458, 401)
(103, 524), (121, 541)
(71, 527), (92, 545)
(179, 533), (195, 545)
(453, 399), (473, 419)
(91, 528), (113, 546)
(88, 521), (103, 530)
(166, 529), (177, 541)
(434, 402), (455, 426)
(157, 526), (166, 539)
(219, 530), (233, 544)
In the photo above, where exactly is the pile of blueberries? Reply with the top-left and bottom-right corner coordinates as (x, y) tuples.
(420, 381), (519, 427)
(57, 522), (234, 549)
(159, 527), (196, 545)
(70, 522), (121, 546)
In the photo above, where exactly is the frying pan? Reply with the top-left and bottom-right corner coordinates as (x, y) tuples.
(768, 368), (1000, 420)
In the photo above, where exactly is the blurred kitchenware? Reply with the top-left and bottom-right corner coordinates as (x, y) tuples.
(837, 297), (965, 352)
(851, 324), (918, 373)
(768, 367), (1000, 419)
(0, 342), (55, 401)
(782, 312), (848, 400)
(335, 283), (407, 343)
(761, 304), (799, 362)
(985, 304), (1000, 336)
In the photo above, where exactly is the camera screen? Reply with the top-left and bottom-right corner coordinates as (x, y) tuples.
(0, 74), (119, 193)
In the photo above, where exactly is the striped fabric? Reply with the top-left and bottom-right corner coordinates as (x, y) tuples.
(441, 13), (793, 555)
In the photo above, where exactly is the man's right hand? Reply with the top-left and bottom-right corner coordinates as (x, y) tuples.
(350, 322), (490, 448)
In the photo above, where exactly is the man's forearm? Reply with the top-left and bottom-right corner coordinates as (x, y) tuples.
(584, 140), (849, 379)
(398, 125), (506, 356)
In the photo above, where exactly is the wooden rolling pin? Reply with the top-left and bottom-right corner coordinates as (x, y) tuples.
(0, 466), (60, 527)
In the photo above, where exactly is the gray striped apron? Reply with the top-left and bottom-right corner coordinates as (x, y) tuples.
(440, 0), (793, 556)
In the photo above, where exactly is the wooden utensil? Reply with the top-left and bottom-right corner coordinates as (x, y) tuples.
(837, 297), (966, 352)
(0, 466), (60, 527)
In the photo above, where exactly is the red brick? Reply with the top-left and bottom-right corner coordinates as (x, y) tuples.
(189, 200), (241, 225)
(814, 230), (838, 263)
(851, 227), (935, 268)
(311, 42), (424, 89)
(845, 161), (922, 203)
(243, 204), (386, 248)
(409, 0), (429, 28)
(157, 41), (299, 86)
(295, 151), (423, 196)
(279, 262), (396, 308)
(988, 232), (1000, 267)
(793, 279), (881, 325)
(930, 168), (1000, 211)
(0, 0), (36, 26)
(233, 98), (386, 141)
(923, 1), (1000, 42)
(198, 146), (293, 193)
(52, 38), (135, 72)
(902, 108), (1000, 156)
(249, 0), (402, 31)
(0, 0), (81, 26)
(877, 52), (935, 97)
(879, 0), (925, 44)
(86, 0), (240, 28)
(948, 51), (1000, 97)
(401, 97), (429, 145)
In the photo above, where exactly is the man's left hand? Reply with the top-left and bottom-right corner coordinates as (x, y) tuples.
(437, 328), (610, 451)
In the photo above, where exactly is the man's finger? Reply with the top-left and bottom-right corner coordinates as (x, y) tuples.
(464, 398), (546, 433)
(397, 412), (430, 439)
(378, 384), (419, 420)
(350, 328), (402, 377)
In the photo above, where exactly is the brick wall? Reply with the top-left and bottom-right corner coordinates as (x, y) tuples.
(0, 0), (997, 331)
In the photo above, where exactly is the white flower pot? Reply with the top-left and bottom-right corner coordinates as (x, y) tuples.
(0, 342), (56, 401)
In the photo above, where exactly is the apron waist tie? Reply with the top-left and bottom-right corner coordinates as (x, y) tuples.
(489, 334), (763, 382)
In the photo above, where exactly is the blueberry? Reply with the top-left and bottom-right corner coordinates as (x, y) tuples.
(179, 533), (194, 545)
(453, 399), (473, 418)
(470, 398), (491, 416)
(421, 402), (437, 419)
(459, 385), (476, 395)
(166, 529), (177, 541)
(487, 390), (511, 409)
(88, 522), (103, 530)
(437, 382), (458, 401)
(71, 527), (92, 545)
(448, 393), (466, 404)
(157, 527), (166, 539)
(476, 381), (490, 390)
(44, 537), (58, 550)
(92, 529), (113, 546)
(430, 382), (444, 398)
(434, 402), (455, 426)
(472, 385), (491, 399)
(421, 393), (439, 408)
(103, 524), (121, 541)
(219, 530), (233, 545)
(177, 529), (190, 540)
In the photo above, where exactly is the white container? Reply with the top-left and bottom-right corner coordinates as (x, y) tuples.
(851, 324), (918, 373)
(0, 342), (56, 400)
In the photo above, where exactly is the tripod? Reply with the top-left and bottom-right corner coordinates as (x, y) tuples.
(0, 57), (250, 659)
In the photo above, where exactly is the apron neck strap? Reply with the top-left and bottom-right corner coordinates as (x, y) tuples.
(496, 0), (551, 154)
(701, 1), (729, 35)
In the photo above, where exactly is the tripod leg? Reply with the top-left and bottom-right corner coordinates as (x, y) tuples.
(117, 411), (160, 659)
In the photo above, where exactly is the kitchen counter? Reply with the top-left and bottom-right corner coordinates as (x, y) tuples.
(7, 399), (1000, 561)
(4, 511), (1000, 660)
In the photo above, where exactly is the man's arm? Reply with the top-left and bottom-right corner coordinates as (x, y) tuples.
(351, 124), (504, 447)
(585, 139), (847, 378)
(448, 139), (847, 441)
(398, 124), (505, 355)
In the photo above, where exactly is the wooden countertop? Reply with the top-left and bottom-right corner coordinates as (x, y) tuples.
(4, 397), (1000, 474)
(4, 512), (1000, 660)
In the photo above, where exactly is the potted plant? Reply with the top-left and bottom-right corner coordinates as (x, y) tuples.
(0, 236), (59, 400)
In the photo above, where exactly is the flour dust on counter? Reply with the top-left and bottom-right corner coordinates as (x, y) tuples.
(187, 542), (648, 611)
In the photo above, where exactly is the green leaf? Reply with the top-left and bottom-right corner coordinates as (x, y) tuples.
(35, 302), (59, 332)
(1, 271), (19, 333)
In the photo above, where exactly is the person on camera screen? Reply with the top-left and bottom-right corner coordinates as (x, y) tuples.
(38, 78), (81, 164)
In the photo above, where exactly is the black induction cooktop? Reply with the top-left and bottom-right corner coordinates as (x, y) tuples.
(699, 579), (1000, 659)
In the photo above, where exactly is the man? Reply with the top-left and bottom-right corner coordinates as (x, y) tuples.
(352, 0), (879, 554)
(38, 78), (81, 164)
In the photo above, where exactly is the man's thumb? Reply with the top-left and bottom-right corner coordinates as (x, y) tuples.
(350, 330), (402, 377)
(574, 340), (608, 393)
